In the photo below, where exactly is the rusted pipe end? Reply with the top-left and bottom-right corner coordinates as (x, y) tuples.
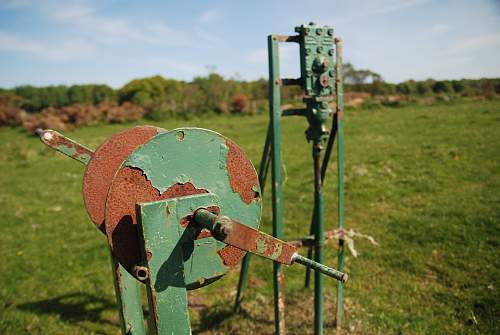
(132, 265), (149, 281)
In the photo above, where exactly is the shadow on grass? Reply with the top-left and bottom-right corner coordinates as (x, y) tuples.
(18, 292), (119, 329)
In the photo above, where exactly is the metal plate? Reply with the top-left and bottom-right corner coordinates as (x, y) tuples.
(105, 128), (262, 288)
(82, 126), (163, 229)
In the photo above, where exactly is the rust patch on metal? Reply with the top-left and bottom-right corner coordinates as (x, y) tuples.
(217, 247), (246, 267)
(225, 139), (260, 205)
(105, 167), (208, 273)
(48, 135), (93, 160)
(83, 126), (162, 230)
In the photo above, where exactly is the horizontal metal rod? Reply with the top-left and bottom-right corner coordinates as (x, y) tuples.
(293, 254), (348, 283)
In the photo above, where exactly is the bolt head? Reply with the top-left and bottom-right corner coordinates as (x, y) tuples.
(317, 46), (323, 53)
(316, 28), (322, 35)
(328, 49), (334, 56)
(328, 28), (334, 36)
(305, 48), (311, 55)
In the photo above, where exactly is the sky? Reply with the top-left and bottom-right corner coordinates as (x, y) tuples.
(0, 0), (499, 88)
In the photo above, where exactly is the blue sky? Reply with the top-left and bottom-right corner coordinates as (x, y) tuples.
(0, 0), (499, 88)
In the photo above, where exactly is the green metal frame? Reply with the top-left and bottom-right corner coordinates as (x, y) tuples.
(234, 24), (346, 334)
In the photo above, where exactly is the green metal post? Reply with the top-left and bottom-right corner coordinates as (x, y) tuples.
(110, 253), (147, 335)
(313, 142), (325, 335)
(335, 37), (345, 330)
(234, 124), (272, 312)
(269, 35), (286, 335)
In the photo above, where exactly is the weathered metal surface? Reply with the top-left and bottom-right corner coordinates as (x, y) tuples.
(83, 125), (163, 228)
(38, 129), (93, 165)
(194, 209), (295, 264)
(225, 139), (260, 205)
(335, 36), (346, 329)
(136, 200), (191, 335)
(104, 128), (262, 286)
(105, 167), (208, 279)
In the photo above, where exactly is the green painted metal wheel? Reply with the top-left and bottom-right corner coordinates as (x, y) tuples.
(105, 127), (262, 289)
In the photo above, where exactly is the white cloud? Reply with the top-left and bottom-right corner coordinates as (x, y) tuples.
(371, 0), (429, 14)
(452, 32), (500, 53)
(432, 23), (451, 34)
(0, 31), (95, 60)
(197, 9), (218, 24)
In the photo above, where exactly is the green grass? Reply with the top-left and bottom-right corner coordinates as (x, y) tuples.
(1, 99), (499, 334)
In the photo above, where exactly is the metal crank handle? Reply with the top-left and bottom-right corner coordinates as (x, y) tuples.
(193, 209), (348, 283)
(36, 129), (93, 165)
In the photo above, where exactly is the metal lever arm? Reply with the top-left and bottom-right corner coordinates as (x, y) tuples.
(36, 129), (93, 165)
(194, 209), (348, 283)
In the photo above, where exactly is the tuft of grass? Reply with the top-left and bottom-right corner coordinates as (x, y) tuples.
(0, 99), (499, 334)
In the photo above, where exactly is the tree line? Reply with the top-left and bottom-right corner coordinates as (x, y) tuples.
(1, 63), (499, 132)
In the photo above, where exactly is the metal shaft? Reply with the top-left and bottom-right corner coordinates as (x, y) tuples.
(293, 254), (347, 282)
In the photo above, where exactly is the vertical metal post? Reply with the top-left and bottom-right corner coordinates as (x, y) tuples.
(334, 37), (345, 330)
(313, 142), (325, 335)
(269, 35), (286, 335)
(234, 124), (272, 312)
(111, 253), (147, 335)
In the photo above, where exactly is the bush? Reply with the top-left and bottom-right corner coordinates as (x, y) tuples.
(230, 94), (249, 114)
(432, 81), (454, 94)
(0, 94), (24, 126)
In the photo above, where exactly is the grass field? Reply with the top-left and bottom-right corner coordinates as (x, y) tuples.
(0, 99), (499, 334)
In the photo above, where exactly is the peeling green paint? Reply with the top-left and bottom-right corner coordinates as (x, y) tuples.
(124, 127), (262, 234)
(256, 237), (267, 254)
(270, 241), (283, 260)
